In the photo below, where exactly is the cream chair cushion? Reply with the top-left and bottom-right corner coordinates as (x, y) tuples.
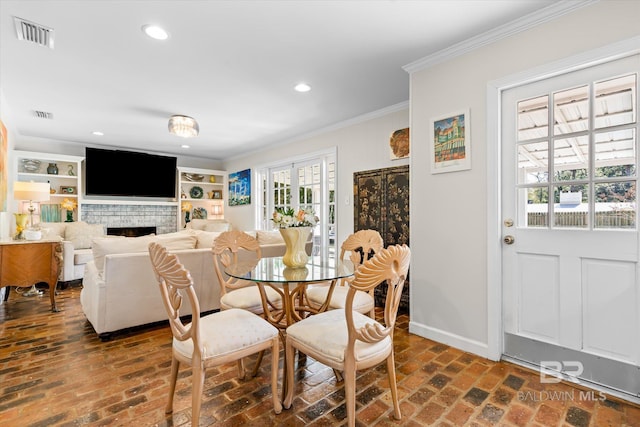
(286, 308), (391, 364)
(173, 308), (278, 359)
(306, 285), (374, 313)
(220, 285), (282, 313)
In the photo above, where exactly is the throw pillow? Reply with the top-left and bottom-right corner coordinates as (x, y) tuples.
(191, 229), (222, 249)
(92, 234), (156, 273)
(155, 232), (198, 250)
(64, 222), (106, 249)
(256, 230), (284, 245)
(40, 222), (67, 240)
(189, 218), (231, 232)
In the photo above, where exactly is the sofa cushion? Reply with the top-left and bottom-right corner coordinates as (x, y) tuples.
(190, 229), (222, 249)
(65, 222), (106, 249)
(256, 230), (284, 245)
(92, 235), (156, 273)
(91, 233), (197, 273)
(40, 222), (68, 240)
(74, 248), (94, 265)
(189, 219), (231, 232)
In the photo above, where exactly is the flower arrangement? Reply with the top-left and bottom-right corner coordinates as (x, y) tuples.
(62, 198), (77, 222)
(272, 207), (319, 229)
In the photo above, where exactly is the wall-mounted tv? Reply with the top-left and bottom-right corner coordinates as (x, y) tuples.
(85, 147), (177, 198)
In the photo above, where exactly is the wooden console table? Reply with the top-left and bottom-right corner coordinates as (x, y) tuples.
(0, 240), (63, 312)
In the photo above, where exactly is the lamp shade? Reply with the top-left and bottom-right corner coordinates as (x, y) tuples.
(168, 115), (199, 138)
(14, 181), (50, 202)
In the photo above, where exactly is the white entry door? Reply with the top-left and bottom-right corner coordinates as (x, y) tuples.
(501, 54), (640, 400)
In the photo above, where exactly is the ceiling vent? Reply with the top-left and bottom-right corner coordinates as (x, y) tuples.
(33, 111), (54, 120)
(14, 16), (54, 49)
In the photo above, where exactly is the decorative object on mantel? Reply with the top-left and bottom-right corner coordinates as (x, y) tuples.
(189, 186), (204, 199)
(68, 164), (75, 176)
(168, 115), (199, 138)
(209, 175), (216, 183)
(181, 201), (192, 227)
(47, 163), (59, 175)
(61, 198), (77, 222)
(272, 207), (318, 268)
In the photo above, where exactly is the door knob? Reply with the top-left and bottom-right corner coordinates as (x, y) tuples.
(503, 235), (515, 245)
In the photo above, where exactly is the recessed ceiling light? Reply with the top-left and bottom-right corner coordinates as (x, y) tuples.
(181, 144), (190, 149)
(294, 83), (311, 93)
(142, 24), (169, 40)
(92, 131), (104, 136)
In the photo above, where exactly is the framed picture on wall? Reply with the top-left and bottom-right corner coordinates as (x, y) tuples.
(228, 169), (251, 206)
(430, 109), (471, 174)
(389, 127), (410, 160)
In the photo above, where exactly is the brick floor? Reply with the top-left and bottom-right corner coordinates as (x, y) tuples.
(1, 284), (638, 426)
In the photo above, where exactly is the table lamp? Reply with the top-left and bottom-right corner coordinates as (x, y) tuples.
(14, 181), (50, 241)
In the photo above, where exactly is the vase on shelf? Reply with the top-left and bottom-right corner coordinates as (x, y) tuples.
(279, 226), (311, 268)
(65, 210), (74, 222)
(47, 163), (58, 175)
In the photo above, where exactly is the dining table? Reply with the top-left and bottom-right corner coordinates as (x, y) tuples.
(224, 255), (355, 399)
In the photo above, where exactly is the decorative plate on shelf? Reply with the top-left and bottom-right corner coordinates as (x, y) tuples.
(193, 207), (207, 219)
(189, 186), (204, 199)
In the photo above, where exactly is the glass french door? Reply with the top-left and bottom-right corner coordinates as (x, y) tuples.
(258, 154), (336, 259)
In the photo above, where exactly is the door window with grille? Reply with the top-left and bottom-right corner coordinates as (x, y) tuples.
(517, 73), (637, 229)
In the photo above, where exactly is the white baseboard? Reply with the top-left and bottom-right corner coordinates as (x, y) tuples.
(409, 320), (494, 360)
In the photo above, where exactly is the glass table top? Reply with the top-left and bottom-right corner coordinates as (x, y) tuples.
(225, 255), (354, 283)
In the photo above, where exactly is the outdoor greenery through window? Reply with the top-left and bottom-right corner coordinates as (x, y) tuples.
(257, 151), (336, 258)
(517, 73), (637, 229)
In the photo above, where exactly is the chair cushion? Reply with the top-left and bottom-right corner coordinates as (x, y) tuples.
(306, 285), (374, 314)
(220, 285), (282, 314)
(173, 308), (278, 359)
(286, 308), (391, 365)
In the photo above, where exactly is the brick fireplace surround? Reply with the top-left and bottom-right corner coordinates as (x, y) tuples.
(80, 203), (177, 235)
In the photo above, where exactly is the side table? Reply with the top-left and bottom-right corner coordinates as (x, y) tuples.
(0, 239), (63, 312)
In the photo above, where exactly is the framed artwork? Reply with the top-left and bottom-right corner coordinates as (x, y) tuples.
(228, 169), (251, 206)
(212, 190), (222, 199)
(430, 109), (471, 174)
(389, 127), (410, 160)
(0, 120), (6, 211)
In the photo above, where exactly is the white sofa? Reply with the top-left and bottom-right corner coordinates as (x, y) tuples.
(81, 228), (311, 339)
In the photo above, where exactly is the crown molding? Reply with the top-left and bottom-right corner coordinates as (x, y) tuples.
(403, 0), (599, 74)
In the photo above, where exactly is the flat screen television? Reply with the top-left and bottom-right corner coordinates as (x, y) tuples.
(85, 147), (177, 198)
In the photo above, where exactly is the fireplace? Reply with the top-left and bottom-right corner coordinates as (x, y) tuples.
(107, 226), (157, 237)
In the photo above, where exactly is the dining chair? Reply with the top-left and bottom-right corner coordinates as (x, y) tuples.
(212, 230), (282, 376)
(307, 229), (384, 318)
(148, 242), (282, 423)
(283, 244), (410, 427)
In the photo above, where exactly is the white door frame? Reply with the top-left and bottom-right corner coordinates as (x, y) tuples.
(486, 36), (640, 361)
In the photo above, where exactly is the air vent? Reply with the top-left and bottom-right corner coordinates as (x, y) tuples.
(14, 16), (54, 49)
(33, 111), (54, 120)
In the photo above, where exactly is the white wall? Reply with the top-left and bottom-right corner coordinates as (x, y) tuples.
(222, 104), (409, 246)
(408, 0), (640, 358)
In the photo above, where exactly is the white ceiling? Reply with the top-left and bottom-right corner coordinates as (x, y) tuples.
(1, 0), (564, 161)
